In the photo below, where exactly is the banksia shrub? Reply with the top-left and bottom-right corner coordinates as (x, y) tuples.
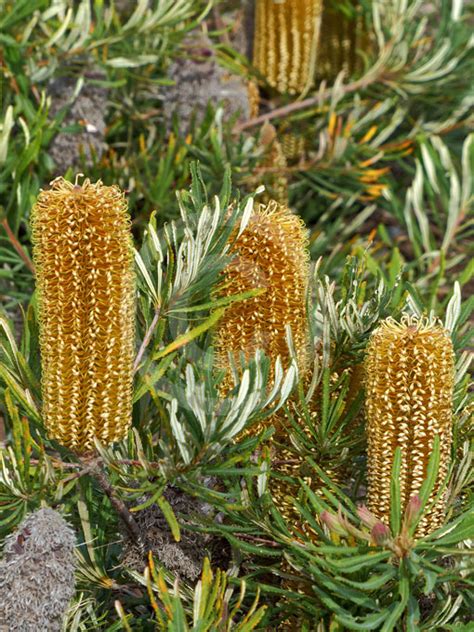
(365, 316), (455, 536)
(253, 0), (323, 95)
(0, 508), (76, 632)
(31, 177), (135, 452)
(214, 200), (310, 385)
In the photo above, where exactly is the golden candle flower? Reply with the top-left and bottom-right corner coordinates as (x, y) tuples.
(253, 1), (367, 95)
(31, 177), (135, 452)
(365, 316), (454, 536)
(253, 0), (323, 95)
(214, 200), (310, 383)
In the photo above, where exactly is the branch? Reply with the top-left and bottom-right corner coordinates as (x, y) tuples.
(133, 307), (161, 373)
(1, 218), (36, 275)
(234, 71), (383, 133)
(31, 456), (165, 471)
(84, 457), (146, 545)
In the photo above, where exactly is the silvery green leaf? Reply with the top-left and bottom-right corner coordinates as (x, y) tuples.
(135, 251), (159, 303)
(420, 142), (439, 194)
(445, 281), (461, 333)
(169, 399), (192, 464)
(451, 0), (463, 21)
(277, 361), (297, 410)
(45, 7), (73, 47)
(0, 105), (14, 164)
(263, 358), (284, 408)
(106, 55), (160, 68)
(237, 197), (254, 239)
(257, 458), (269, 498)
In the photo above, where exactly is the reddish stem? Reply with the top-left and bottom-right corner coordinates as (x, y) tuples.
(1, 218), (36, 275)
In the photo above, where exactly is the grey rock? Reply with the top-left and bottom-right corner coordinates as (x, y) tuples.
(161, 32), (252, 135)
(48, 73), (108, 173)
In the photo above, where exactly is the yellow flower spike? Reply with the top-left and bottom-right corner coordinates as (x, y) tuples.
(31, 177), (136, 453)
(247, 80), (261, 119)
(254, 1), (368, 95)
(215, 200), (310, 385)
(280, 131), (306, 162)
(253, 0), (323, 95)
(317, 4), (367, 80)
(365, 316), (455, 537)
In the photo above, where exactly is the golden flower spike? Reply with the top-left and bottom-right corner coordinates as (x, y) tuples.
(253, 0), (323, 95)
(253, 1), (367, 95)
(215, 200), (313, 560)
(365, 316), (455, 536)
(215, 200), (310, 389)
(31, 177), (136, 453)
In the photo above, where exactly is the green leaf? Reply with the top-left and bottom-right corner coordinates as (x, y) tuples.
(335, 610), (389, 631)
(327, 551), (392, 574)
(338, 568), (397, 591)
(432, 512), (474, 546)
(225, 534), (281, 557)
(314, 586), (388, 630)
(0, 364), (41, 423)
(406, 595), (420, 632)
(133, 352), (176, 403)
(156, 495), (180, 542)
(423, 569), (437, 595)
(153, 308), (225, 360)
(320, 366), (331, 432)
(309, 565), (379, 609)
(380, 573), (410, 632)
(390, 447), (402, 535)
(167, 287), (264, 314)
(388, 247), (402, 288)
(418, 436), (440, 510)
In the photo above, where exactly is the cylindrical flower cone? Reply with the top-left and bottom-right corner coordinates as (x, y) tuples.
(31, 177), (135, 453)
(253, 1), (367, 95)
(365, 316), (454, 536)
(253, 0), (323, 95)
(214, 200), (310, 387)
